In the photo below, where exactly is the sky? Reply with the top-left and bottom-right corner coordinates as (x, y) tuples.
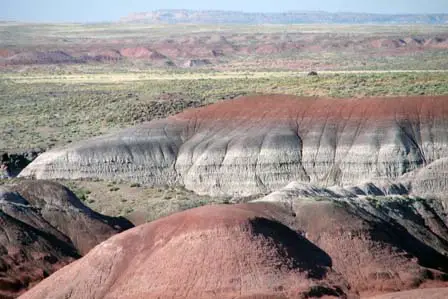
(2, 0), (448, 22)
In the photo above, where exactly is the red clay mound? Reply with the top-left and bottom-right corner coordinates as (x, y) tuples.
(0, 180), (133, 298)
(21, 204), (357, 299)
(120, 47), (167, 60)
(153, 40), (183, 57)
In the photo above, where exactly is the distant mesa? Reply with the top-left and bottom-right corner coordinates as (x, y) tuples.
(120, 9), (448, 24)
(19, 204), (356, 299)
(0, 180), (133, 298)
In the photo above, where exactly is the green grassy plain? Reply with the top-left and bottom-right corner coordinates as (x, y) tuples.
(1, 70), (448, 151)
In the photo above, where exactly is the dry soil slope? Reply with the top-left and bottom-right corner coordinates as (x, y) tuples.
(254, 184), (448, 295)
(20, 203), (357, 299)
(20, 95), (448, 197)
(0, 180), (133, 298)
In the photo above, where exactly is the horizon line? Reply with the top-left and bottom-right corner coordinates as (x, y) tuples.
(2, 9), (448, 24)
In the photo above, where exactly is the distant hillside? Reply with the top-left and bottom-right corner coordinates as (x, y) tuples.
(121, 10), (448, 24)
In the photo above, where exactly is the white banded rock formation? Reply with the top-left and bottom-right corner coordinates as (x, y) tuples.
(20, 95), (448, 197)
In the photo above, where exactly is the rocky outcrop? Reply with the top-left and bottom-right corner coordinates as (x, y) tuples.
(20, 95), (448, 197)
(0, 180), (133, 298)
(20, 204), (357, 299)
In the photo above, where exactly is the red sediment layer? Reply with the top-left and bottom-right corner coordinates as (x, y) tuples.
(173, 94), (448, 122)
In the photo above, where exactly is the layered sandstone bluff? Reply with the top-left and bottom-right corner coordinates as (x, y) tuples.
(20, 95), (448, 197)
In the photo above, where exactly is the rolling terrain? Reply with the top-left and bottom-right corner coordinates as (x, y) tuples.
(17, 202), (448, 298)
(19, 204), (357, 299)
(2, 19), (448, 299)
(16, 93), (448, 297)
(1, 23), (448, 71)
